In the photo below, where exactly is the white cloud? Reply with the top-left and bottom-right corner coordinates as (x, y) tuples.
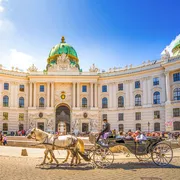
(161, 34), (180, 56)
(0, 6), (4, 12)
(5, 49), (36, 71)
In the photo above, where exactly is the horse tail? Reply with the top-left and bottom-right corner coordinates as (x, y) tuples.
(77, 138), (85, 153)
(77, 150), (91, 162)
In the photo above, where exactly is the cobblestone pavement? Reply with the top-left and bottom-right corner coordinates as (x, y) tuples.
(0, 156), (179, 180)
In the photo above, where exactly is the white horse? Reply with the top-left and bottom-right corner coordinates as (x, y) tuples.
(26, 128), (89, 166)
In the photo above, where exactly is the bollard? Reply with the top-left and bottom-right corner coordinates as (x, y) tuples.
(21, 149), (28, 156)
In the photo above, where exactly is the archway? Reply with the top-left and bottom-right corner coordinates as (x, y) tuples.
(56, 104), (70, 134)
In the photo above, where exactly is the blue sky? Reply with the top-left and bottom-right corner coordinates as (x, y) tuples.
(0, 0), (180, 71)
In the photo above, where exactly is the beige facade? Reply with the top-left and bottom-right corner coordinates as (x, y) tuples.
(0, 39), (180, 134)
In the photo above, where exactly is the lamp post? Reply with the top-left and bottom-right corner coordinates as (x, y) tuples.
(148, 122), (150, 133)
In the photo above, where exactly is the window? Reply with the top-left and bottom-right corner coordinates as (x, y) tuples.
(19, 124), (24, 131)
(118, 113), (124, 121)
(173, 72), (180, 82)
(3, 96), (9, 107)
(118, 124), (124, 132)
(19, 85), (24, 92)
(102, 114), (107, 120)
(173, 88), (180, 101)
(173, 108), (180, 117)
(102, 85), (107, 92)
(135, 94), (141, 106)
(19, 113), (24, 121)
(3, 123), (8, 131)
(154, 111), (160, 119)
(102, 97), (108, 108)
(153, 77), (159, 86)
(135, 81), (140, 89)
(82, 85), (87, 92)
(3, 112), (8, 120)
(82, 97), (87, 107)
(135, 112), (141, 120)
(153, 91), (160, 104)
(154, 123), (160, 131)
(118, 83), (123, 91)
(40, 85), (44, 92)
(173, 121), (180, 131)
(4, 83), (9, 90)
(118, 96), (124, 107)
(136, 123), (141, 131)
(19, 97), (24, 108)
(39, 97), (45, 107)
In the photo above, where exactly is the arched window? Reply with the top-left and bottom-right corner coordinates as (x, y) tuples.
(173, 121), (180, 131)
(173, 88), (180, 101)
(102, 97), (108, 108)
(39, 97), (45, 107)
(118, 96), (124, 107)
(3, 123), (8, 131)
(118, 124), (124, 132)
(19, 97), (24, 108)
(135, 94), (141, 106)
(154, 123), (160, 131)
(3, 95), (9, 107)
(136, 123), (141, 131)
(82, 97), (87, 107)
(153, 91), (160, 104)
(19, 124), (24, 131)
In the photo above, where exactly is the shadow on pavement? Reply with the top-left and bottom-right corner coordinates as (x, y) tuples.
(35, 161), (180, 171)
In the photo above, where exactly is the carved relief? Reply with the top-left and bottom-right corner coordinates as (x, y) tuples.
(48, 53), (79, 72)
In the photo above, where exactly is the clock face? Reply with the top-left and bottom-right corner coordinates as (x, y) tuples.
(61, 94), (66, 100)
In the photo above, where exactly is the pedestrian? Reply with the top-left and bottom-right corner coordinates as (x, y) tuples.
(2, 134), (7, 145)
(0, 132), (2, 145)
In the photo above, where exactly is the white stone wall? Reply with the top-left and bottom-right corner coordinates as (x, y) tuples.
(0, 57), (179, 133)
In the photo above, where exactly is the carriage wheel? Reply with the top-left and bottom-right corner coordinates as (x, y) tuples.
(135, 153), (151, 162)
(151, 143), (173, 166)
(93, 147), (114, 168)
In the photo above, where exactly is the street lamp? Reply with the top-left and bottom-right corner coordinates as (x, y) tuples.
(148, 122), (150, 133)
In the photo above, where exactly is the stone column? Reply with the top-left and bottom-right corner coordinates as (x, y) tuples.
(129, 80), (133, 107)
(15, 82), (18, 107)
(125, 81), (129, 107)
(95, 83), (98, 108)
(165, 71), (171, 102)
(10, 82), (14, 107)
(73, 82), (76, 108)
(109, 83), (113, 108)
(142, 77), (147, 105)
(147, 77), (152, 105)
(77, 82), (80, 107)
(51, 82), (54, 107)
(29, 82), (32, 107)
(47, 82), (50, 107)
(90, 82), (93, 108)
(0, 80), (2, 107)
(112, 82), (116, 108)
(33, 82), (36, 107)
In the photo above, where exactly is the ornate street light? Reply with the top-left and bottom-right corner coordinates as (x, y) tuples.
(148, 122), (150, 133)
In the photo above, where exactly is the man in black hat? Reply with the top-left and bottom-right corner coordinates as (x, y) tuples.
(97, 119), (111, 144)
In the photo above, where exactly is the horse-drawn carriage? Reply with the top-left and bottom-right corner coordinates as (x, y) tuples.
(88, 133), (173, 168)
(26, 128), (175, 168)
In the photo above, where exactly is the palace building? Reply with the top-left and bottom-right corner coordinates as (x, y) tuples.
(0, 37), (180, 134)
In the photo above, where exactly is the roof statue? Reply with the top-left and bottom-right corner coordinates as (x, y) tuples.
(27, 64), (38, 72)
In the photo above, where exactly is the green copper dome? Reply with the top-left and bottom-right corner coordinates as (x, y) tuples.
(172, 39), (180, 56)
(47, 36), (79, 64)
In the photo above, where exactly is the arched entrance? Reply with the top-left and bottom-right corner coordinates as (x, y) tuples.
(56, 104), (70, 134)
